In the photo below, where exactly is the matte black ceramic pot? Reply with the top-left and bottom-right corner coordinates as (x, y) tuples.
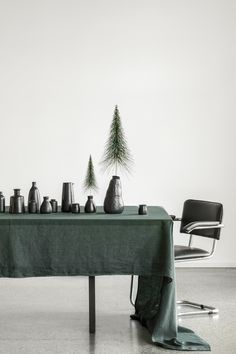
(50, 199), (58, 213)
(85, 196), (96, 213)
(28, 182), (41, 212)
(71, 203), (80, 213)
(61, 182), (74, 212)
(28, 200), (37, 214)
(40, 196), (52, 214)
(9, 189), (25, 214)
(0, 192), (5, 213)
(138, 204), (148, 215)
(104, 176), (124, 214)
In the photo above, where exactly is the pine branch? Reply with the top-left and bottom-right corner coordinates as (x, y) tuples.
(101, 105), (133, 174)
(83, 155), (98, 193)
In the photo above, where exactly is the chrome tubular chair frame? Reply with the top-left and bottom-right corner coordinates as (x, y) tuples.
(175, 218), (224, 316)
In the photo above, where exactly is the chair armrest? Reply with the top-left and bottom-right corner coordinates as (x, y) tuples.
(183, 221), (224, 234)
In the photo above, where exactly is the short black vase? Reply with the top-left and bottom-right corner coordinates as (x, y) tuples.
(104, 176), (124, 214)
(40, 197), (52, 214)
(50, 199), (58, 213)
(9, 189), (25, 214)
(85, 196), (96, 213)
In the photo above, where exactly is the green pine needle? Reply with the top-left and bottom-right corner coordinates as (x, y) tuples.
(101, 105), (133, 174)
(83, 155), (98, 192)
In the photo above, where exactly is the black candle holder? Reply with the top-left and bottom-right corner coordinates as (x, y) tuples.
(72, 203), (80, 214)
(138, 204), (148, 215)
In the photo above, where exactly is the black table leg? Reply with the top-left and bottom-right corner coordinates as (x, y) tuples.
(89, 276), (96, 333)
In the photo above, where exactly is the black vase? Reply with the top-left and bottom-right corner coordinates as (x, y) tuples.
(104, 176), (124, 214)
(50, 199), (58, 213)
(85, 196), (96, 213)
(61, 182), (74, 212)
(0, 192), (5, 213)
(40, 197), (52, 214)
(9, 189), (25, 214)
(28, 182), (41, 212)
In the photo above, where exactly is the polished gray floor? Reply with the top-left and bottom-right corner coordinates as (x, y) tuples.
(0, 269), (235, 354)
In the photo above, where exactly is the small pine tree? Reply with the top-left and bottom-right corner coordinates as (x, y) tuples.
(83, 155), (98, 194)
(101, 105), (133, 175)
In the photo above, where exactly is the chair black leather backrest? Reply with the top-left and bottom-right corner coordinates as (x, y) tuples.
(180, 199), (223, 240)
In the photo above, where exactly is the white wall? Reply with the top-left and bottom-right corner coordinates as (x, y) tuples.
(0, 0), (235, 266)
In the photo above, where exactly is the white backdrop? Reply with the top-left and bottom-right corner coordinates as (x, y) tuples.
(0, 0), (235, 266)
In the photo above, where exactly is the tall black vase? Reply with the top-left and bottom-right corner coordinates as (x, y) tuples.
(61, 182), (74, 212)
(0, 192), (5, 213)
(28, 182), (41, 212)
(104, 176), (124, 214)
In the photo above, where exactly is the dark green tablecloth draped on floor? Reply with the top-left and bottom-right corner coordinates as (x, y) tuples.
(0, 206), (210, 351)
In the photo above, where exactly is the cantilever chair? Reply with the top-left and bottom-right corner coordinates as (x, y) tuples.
(172, 199), (224, 316)
(130, 199), (224, 317)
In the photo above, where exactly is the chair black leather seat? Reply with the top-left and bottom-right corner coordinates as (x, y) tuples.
(174, 245), (209, 260)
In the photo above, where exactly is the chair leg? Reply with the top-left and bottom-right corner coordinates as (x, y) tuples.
(177, 300), (219, 316)
(130, 275), (135, 307)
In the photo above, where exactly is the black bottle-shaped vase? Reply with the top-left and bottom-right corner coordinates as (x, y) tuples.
(104, 176), (124, 214)
(50, 199), (58, 213)
(85, 196), (96, 213)
(28, 182), (41, 212)
(40, 197), (52, 214)
(9, 189), (25, 214)
(0, 192), (5, 213)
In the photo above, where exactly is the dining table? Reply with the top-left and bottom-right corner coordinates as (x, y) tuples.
(0, 205), (210, 351)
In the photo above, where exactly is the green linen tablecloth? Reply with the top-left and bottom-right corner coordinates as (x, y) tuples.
(0, 206), (210, 351)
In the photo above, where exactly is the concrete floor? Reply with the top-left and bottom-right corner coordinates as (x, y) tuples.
(0, 269), (235, 354)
